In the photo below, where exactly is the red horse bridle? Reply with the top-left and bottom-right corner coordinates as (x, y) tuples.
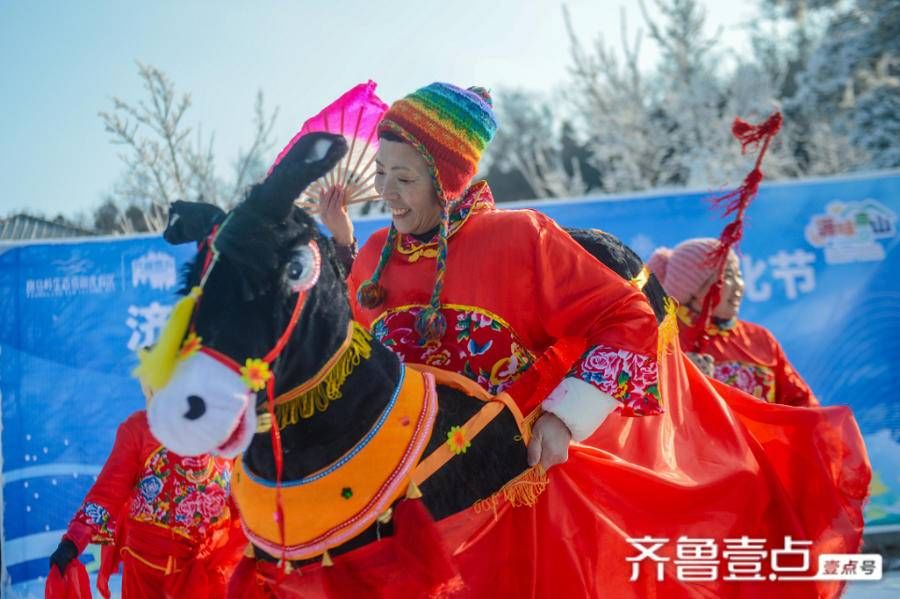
(188, 223), (322, 572)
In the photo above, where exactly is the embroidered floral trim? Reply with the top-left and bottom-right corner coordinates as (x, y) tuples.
(174, 455), (216, 483)
(371, 304), (536, 394)
(394, 181), (494, 262)
(73, 501), (115, 544)
(570, 345), (662, 416)
(676, 306), (738, 337)
(129, 448), (232, 541)
(138, 475), (164, 502)
(713, 360), (776, 403)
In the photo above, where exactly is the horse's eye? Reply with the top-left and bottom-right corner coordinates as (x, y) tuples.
(284, 242), (321, 293)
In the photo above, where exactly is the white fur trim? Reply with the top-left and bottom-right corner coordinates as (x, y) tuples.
(541, 377), (619, 442)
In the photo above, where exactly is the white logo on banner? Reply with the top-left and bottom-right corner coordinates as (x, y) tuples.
(25, 274), (117, 298)
(804, 199), (897, 264)
(742, 250), (817, 302)
(131, 251), (177, 290)
(126, 302), (173, 351)
(25, 252), (118, 298)
(51, 254), (93, 276)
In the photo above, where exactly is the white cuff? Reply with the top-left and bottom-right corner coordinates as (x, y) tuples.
(541, 377), (619, 442)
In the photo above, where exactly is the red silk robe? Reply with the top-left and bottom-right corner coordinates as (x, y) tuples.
(348, 181), (662, 420)
(61, 411), (244, 598)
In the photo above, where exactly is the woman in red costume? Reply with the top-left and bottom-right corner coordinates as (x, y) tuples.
(46, 381), (245, 598)
(648, 237), (818, 406)
(322, 82), (663, 471)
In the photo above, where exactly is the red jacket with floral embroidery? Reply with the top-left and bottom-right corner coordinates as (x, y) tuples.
(684, 314), (818, 407)
(348, 182), (661, 418)
(65, 411), (235, 553)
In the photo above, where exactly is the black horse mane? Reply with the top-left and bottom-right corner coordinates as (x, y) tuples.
(565, 227), (669, 322)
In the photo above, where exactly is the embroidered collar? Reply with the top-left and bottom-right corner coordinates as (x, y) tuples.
(394, 181), (495, 263)
(676, 306), (738, 337)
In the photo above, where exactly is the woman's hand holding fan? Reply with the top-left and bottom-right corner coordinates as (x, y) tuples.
(319, 184), (354, 246)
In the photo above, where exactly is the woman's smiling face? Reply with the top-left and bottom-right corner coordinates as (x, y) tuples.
(374, 139), (443, 235)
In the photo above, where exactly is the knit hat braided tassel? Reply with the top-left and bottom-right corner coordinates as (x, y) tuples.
(356, 225), (397, 309)
(414, 206), (451, 343)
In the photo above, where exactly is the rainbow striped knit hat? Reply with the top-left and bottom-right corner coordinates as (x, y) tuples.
(377, 82), (498, 203)
(358, 83), (498, 343)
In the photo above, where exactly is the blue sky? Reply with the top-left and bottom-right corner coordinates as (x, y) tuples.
(0, 1), (754, 218)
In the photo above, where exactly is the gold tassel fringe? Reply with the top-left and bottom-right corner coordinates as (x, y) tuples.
(255, 412), (272, 434)
(277, 559), (295, 574)
(501, 465), (548, 507)
(273, 323), (372, 429)
(473, 494), (500, 518)
(630, 265), (651, 290)
(657, 297), (679, 359)
(473, 465), (549, 515)
(376, 507), (394, 524)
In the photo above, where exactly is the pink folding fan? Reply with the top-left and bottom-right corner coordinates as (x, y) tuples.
(270, 80), (388, 213)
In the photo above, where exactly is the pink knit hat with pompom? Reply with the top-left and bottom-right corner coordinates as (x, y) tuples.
(647, 238), (739, 304)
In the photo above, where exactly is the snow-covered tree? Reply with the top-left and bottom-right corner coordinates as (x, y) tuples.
(96, 63), (278, 234)
(786, 0), (898, 170)
(564, 0), (797, 193)
(564, 5), (669, 192)
(482, 89), (595, 200)
(482, 0), (894, 201)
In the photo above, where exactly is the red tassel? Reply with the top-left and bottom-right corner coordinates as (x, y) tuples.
(690, 111), (783, 352)
(705, 222), (744, 267)
(393, 495), (465, 598)
(263, 377), (289, 583)
(731, 112), (783, 154)
(710, 168), (764, 217)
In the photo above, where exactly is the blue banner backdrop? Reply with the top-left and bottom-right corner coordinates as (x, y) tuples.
(2, 171), (898, 591)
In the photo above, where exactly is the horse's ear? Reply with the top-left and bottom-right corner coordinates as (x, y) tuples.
(248, 132), (348, 222)
(163, 200), (226, 245)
